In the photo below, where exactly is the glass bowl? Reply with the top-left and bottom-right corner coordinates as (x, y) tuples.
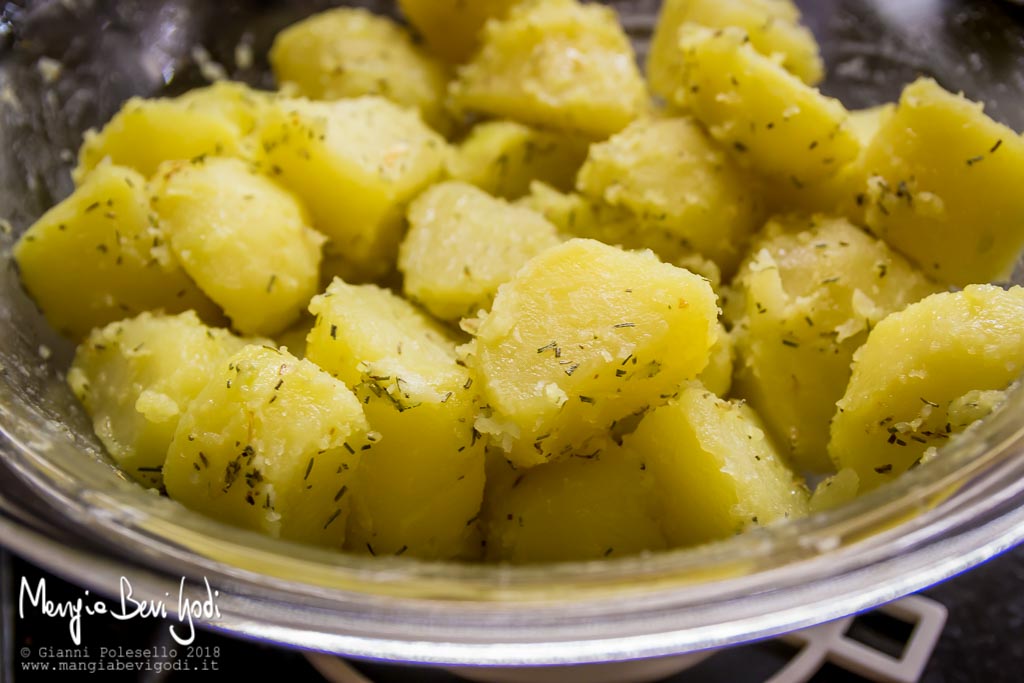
(2, 0), (1024, 667)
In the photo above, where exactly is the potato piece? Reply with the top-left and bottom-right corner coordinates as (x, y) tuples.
(258, 97), (448, 282)
(673, 26), (859, 187)
(482, 444), (666, 563)
(399, 182), (561, 321)
(729, 215), (938, 472)
(269, 8), (452, 134)
(809, 468), (860, 513)
(163, 345), (368, 547)
(73, 85), (263, 183)
(624, 384), (809, 547)
(344, 384), (485, 561)
(830, 285), (1024, 490)
(448, 121), (590, 200)
(273, 314), (314, 359)
(13, 164), (217, 339)
(398, 0), (520, 63)
(177, 81), (270, 140)
(763, 104), (895, 219)
(860, 78), (1024, 285)
(152, 157), (324, 337)
(648, 0), (823, 101)
(66, 312), (249, 488)
(576, 116), (764, 275)
(519, 181), (643, 243)
(468, 238), (719, 469)
(847, 104), (896, 147)
(306, 280), (459, 390)
(672, 253), (724, 293)
(519, 181), (722, 287)
(307, 280), (486, 560)
(450, 0), (649, 139)
(700, 323), (734, 397)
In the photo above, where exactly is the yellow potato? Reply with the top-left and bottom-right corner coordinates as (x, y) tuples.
(152, 157), (324, 336)
(399, 181), (561, 321)
(450, 0), (648, 139)
(164, 345), (369, 547)
(847, 104), (896, 147)
(674, 26), (859, 187)
(448, 121), (590, 200)
(307, 280), (486, 560)
(519, 181), (645, 243)
(519, 181), (723, 286)
(577, 116), (764, 275)
(13, 163), (218, 339)
(763, 104), (895, 219)
(700, 323), (734, 397)
(648, 0), (823, 101)
(273, 314), (314, 359)
(398, 0), (520, 63)
(809, 468), (860, 513)
(270, 8), (452, 134)
(73, 84), (264, 183)
(306, 280), (459, 391)
(729, 215), (938, 472)
(830, 285), (1024, 490)
(482, 444), (666, 563)
(344, 384), (486, 561)
(257, 96), (448, 282)
(624, 384), (810, 547)
(67, 312), (249, 488)
(861, 78), (1024, 285)
(177, 81), (270, 146)
(467, 238), (719, 469)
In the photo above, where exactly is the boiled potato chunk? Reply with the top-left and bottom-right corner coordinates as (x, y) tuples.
(649, 0), (821, 103)
(73, 88), (259, 183)
(399, 181), (562, 321)
(577, 117), (764, 275)
(67, 312), (249, 488)
(624, 384), (810, 547)
(469, 238), (719, 469)
(764, 104), (895, 222)
(152, 157), (324, 337)
(830, 285), (1024, 490)
(847, 104), (896, 148)
(273, 314), (314, 359)
(269, 8), (452, 134)
(482, 445), (666, 563)
(164, 345), (368, 547)
(448, 121), (590, 200)
(674, 26), (859, 187)
(13, 164), (217, 339)
(519, 182), (644, 245)
(861, 78), (1024, 285)
(809, 468), (859, 513)
(450, 0), (649, 139)
(398, 0), (520, 63)
(344, 385), (485, 561)
(729, 215), (938, 472)
(700, 324), (734, 397)
(258, 97), (448, 282)
(177, 81), (270, 135)
(307, 280), (485, 560)
(307, 280), (459, 391)
(519, 182), (723, 287)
